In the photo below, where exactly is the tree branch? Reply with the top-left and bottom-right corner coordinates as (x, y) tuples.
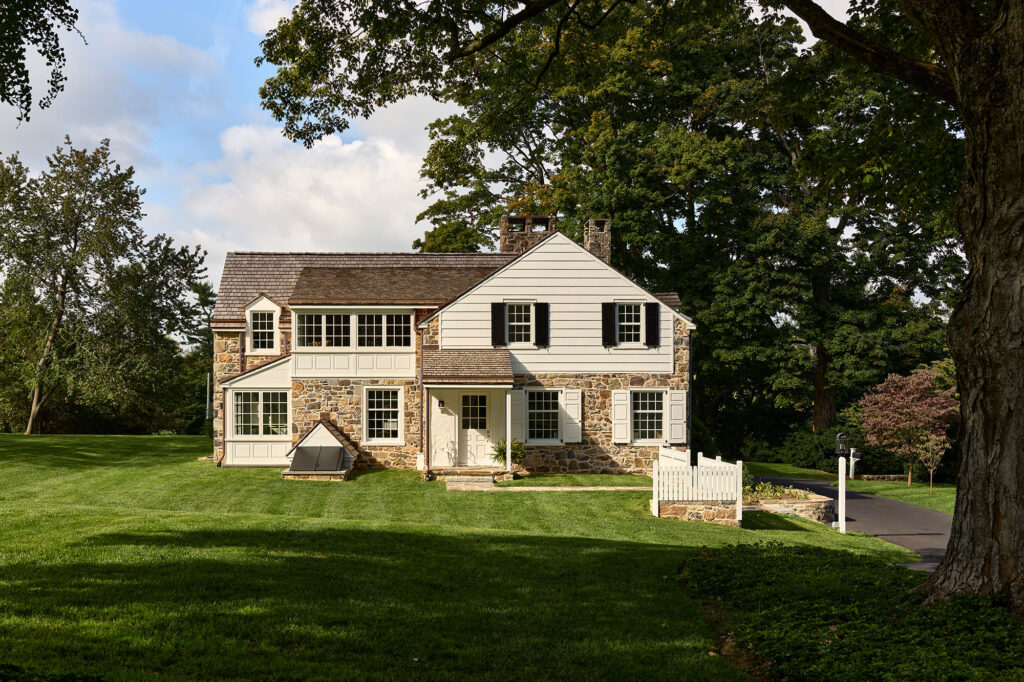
(780, 0), (956, 102)
(447, 0), (564, 60)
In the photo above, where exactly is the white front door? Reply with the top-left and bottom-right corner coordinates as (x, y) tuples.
(458, 393), (491, 466)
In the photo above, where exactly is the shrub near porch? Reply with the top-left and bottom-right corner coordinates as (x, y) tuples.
(0, 434), (913, 680)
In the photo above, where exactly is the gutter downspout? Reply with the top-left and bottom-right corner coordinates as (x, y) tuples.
(418, 310), (429, 476)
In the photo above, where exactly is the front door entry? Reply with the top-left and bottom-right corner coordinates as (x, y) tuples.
(458, 394), (490, 466)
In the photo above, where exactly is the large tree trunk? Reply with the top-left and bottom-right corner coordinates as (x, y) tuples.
(811, 345), (835, 432)
(24, 284), (66, 435)
(930, 28), (1024, 615)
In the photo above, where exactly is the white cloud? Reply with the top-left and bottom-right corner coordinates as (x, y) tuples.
(0, 0), (219, 171)
(154, 124), (432, 286)
(246, 0), (297, 35)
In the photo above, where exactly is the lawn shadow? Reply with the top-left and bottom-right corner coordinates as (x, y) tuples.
(0, 434), (209, 470)
(741, 511), (813, 531)
(1, 526), (745, 681)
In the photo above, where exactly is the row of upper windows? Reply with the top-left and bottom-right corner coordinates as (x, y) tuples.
(246, 310), (412, 353)
(492, 301), (661, 348)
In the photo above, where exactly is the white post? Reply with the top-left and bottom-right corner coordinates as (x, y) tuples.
(652, 461), (660, 517)
(736, 460), (743, 524)
(505, 390), (512, 471)
(838, 456), (847, 534)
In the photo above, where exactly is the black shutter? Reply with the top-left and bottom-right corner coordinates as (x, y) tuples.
(535, 302), (550, 347)
(491, 302), (507, 346)
(601, 302), (617, 347)
(645, 302), (660, 347)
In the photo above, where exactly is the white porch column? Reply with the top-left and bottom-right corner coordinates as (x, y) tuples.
(505, 389), (512, 471)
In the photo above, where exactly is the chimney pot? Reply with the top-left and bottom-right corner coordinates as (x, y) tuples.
(499, 215), (558, 254)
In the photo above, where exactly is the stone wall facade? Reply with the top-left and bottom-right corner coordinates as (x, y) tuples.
(750, 493), (835, 524)
(512, 318), (691, 475)
(291, 378), (421, 469)
(658, 501), (738, 527)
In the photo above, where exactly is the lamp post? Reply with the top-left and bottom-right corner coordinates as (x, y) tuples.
(834, 433), (848, 534)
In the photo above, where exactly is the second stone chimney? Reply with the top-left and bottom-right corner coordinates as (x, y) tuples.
(499, 215), (557, 254)
(583, 218), (611, 264)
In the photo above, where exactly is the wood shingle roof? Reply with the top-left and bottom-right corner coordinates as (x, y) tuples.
(288, 266), (501, 306)
(212, 252), (516, 328)
(421, 348), (514, 384)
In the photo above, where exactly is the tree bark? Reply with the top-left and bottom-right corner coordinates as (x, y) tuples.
(929, 15), (1024, 615)
(811, 345), (836, 432)
(24, 282), (66, 435)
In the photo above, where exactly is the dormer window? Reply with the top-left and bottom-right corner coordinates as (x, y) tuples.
(251, 312), (275, 350)
(244, 295), (281, 355)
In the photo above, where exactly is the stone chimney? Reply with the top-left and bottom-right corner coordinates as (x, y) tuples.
(499, 215), (557, 254)
(583, 218), (611, 264)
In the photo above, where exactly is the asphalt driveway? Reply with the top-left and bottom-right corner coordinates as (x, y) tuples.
(757, 476), (953, 573)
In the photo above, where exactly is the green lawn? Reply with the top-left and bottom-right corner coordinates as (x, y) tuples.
(495, 473), (652, 487)
(845, 478), (957, 515)
(742, 461), (836, 480)
(0, 435), (914, 681)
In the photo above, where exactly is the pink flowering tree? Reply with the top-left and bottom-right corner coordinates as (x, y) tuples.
(859, 369), (958, 487)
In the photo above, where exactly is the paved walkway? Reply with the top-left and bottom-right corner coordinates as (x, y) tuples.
(758, 476), (952, 573)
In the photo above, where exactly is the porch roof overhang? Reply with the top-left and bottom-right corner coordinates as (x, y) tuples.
(421, 348), (514, 385)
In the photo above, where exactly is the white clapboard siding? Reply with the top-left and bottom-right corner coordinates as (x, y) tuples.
(611, 390), (630, 443)
(437, 234), (688, 373)
(222, 357), (291, 389)
(561, 389), (582, 443)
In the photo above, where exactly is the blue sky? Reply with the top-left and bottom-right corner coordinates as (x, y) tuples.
(1, 0), (847, 288)
(0, 0), (454, 286)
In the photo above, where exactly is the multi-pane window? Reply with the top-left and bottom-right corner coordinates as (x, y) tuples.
(233, 391), (288, 436)
(261, 391), (288, 435)
(386, 314), (411, 347)
(461, 394), (487, 430)
(507, 303), (532, 344)
(617, 303), (642, 344)
(358, 314), (384, 347)
(297, 314), (323, 347)
(325, 314), (350, 347)
(527, 391), (560, 441)
(251, 312), (275, 350)
(631, 391), (663, 441)
(366, 388), (400, 441)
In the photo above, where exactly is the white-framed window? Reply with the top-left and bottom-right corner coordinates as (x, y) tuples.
(297, 314), (323, 347)
(617, 303), (642, 344)
(233, 391), (288, 436)
(364, 386), (403, 444)
(461, 394), (487, 430)
(325, 314), (350, 347)
(527, 389), (560, 442)
(507, 303), (533, 344)
(631, 391), (664, 442)
(296, 313), (351, 348)
(250, 312), (275, 350)
(386, 314), (411, 347)
(358, 314), (384, 347)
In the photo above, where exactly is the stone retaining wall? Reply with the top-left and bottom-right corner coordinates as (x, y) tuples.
(749, 492), (835, 524)
(658, 501), (738, 527)
(855, 474), (905, 481)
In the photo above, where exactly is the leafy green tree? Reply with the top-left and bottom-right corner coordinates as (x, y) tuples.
(0, 138), (206, 433)
(255, 0), (1024, 611)
(0, 0), (83, 121)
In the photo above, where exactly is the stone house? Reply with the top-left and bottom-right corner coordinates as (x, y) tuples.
(211, 217), (695, 475)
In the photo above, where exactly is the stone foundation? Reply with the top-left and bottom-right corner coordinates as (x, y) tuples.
(658, 501), (739, 527)
(749, 492), (835, 524)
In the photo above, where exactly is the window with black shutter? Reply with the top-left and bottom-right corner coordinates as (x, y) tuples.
(601, 302), (617, 347)
(645, 302), (661, 347)
(491, 302), (507, 346)
(534, 302), (550, 347)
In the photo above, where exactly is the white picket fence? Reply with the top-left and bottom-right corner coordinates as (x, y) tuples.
(651, 451), (743, 522)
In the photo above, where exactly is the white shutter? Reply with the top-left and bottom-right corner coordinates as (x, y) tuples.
(611, 390), (630, 443)
(667, 390), (687, 444)
(510, 390), (525, 442)
(561, 389), (582, 443)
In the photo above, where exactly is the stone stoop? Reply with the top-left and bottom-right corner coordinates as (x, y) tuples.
(429, 467), (509, 483)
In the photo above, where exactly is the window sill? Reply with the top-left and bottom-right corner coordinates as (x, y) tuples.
(507, 343), (536, 349)
(247, 349), (280, 356)
(526, 439), (562, 446)
(631, 440), (665, 447)
(364, 439), (405, 447)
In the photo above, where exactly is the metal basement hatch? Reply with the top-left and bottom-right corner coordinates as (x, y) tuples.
(281, 419), (357, 481)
